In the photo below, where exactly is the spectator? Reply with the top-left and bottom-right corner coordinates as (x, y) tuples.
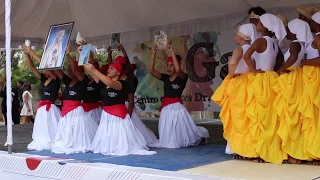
(20, 83), (33, 124)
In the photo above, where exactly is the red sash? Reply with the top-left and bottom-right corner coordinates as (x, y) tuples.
(61, 100), (81, 117)
(160, 97), (182, 111)
(37, 100), (53, 112)
(98, 101), (103, 107)
(102, 104), (128, 119)
(81, 102), (100, 112)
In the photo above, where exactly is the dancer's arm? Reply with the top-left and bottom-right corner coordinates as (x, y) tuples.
(25, 53), (41, 79)
(244, 38), (266, 74)
(128, 93), (134, 117)
(23, 45), (41, 63)
(148, 44), (161, 80)
(84, 63), (122, 90)
(228, 47), (243, 78)
(107, 46), (113, 65)
(274, 46), (284, 72)
(118, 44), (129, 60)
(167, 45), (186, 79)
(302, 35), (320, 66)
(66, 45), (85, 81)
(277, 42), (300, 74)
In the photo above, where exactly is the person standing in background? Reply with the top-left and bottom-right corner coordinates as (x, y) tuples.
(17, 80), (24, 112)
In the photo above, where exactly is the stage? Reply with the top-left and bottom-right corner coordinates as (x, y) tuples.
(0, 119), (319, 180)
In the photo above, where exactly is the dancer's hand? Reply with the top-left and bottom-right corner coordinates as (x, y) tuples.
(166, 45), (173, 52)
(153, 44), (158, 54)
(65, 45), (71, 55)
(301, 60), (307, 66)
(107, 46), (112, 54)
(80, 40), (87, 45)
(83, 63), (95, 72)
(118, 44), (124, 51)
(77, 45), (83, 54)
(22, 44), (31, 54)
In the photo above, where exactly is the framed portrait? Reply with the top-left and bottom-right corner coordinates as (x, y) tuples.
(154, 30), (167, 50)
(110, 32), (121, 50)
(39, 22), (74, 70)
(78, 44), (91, 66)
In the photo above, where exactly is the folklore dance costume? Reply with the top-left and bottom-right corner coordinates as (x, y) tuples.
(159, 73), (209, 148)
(52, 75), (98, 154)
(28, 74), (61, 151)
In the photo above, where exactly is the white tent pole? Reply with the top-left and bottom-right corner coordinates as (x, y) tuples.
(5, 0), (13, 154)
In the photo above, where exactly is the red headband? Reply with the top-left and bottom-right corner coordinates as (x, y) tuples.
(100, 64), (109, 72)
(167, 57), (173, 63)
(110, 62), (123, 76)
(114, 56), (127, 65)
(130, 64), (137, 71)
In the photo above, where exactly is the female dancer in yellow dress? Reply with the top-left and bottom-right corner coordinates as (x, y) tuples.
(243, 13), (287, 164)
(300, 12), (320, 165)
(275, 18), (314, 164)
(212, 24), (259, 159)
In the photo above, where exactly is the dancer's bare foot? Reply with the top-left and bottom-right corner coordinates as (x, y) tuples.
(283, 156), (302, 164)
(306, 160), (320, 165)
(233, 154), (249, 160)
(253, 158), (265, 163)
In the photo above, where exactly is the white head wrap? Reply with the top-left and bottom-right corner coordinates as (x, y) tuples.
(260, 13), (287, 42)
(235, 24), (259, 44)
(312, 12), (320, 24)
(288, 19), (313, 47)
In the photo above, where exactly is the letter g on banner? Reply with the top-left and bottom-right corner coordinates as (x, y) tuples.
(186, 43), (219, 82)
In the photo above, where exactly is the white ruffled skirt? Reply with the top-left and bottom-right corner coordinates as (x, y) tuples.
(52, 106), (98, 154)
(159, 102), (209, 148)
(125, 102), (159, 147)
(27, 104), (61, 151)
(91, 111), (157, 156)
(87, 107), (102, 124)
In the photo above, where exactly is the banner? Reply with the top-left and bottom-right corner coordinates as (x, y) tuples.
(126, 30), (236, 112)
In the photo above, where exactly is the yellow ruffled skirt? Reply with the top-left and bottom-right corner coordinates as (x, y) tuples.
(298, 66), (320, 159)
(246, 71), (287, 164)
(212, 74), (258, 158)
(274, 67), (311, 160)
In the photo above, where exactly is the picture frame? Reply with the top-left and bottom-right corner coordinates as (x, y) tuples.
(78, 44), (91, 66)
(39, 22), (74, 70)
(154, 30), (167, 50)
(110, 32), (121, 50)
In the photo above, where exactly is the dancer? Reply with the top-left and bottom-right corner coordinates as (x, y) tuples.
(275, 19), (313, 164)
(295, 6), (320, 25)
(85, 62), (156, 156)
(111, 44), (159, 147)
(300, 12), (320, 164)
(66, 45), (102, 124)
(149, 44), (209, 148)
(248, 7), (266, 26)
(212, 24), (259, 159)
(23, 47), (61, 151)
(51, 47), (98, 154)
(243, 13), (287, 164)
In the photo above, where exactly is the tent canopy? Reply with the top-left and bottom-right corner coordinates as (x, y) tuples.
(0, 0), (319, 47)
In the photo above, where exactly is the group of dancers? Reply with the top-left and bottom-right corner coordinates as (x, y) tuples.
(22, 41), (209, 155)
(212, 6), (320, 165)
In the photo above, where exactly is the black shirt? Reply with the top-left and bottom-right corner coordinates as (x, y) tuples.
(99, 80), (126, 106)
(40, 74), (61, 102)
(61, 75), (86, 101)
(160, 73), (188, 98)
(82, 76), (102, 103)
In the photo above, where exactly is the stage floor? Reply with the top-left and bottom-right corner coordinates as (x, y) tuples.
(1, 119), (319, 180)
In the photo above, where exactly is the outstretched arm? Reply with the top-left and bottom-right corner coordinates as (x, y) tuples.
(84, 64), (122, 90)
(148, 44), (162, 80)
(66, 45), (84, 81)
(167, 45), (186, 79)
(24, 52), (41, 79)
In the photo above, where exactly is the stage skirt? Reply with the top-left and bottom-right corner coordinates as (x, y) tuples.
(246, 71), (287, 164)
(274, 67), (311, 160)
(52, 106), (98, 154)
(91, 111), (157, 156)
(158, 102), (209, 148)
(87, 107), (102, 125)
(298, 65), (320, 159)
(27, 104), (61, 151)
(125, 102), (159, 147)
